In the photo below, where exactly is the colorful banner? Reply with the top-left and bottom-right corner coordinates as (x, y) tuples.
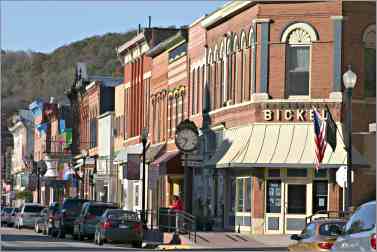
(59, 119), (66, 134)
(64, 128), (72, 145)
(36, 123), (48, 134)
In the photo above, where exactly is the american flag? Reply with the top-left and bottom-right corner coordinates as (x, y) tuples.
(313, 108), (326, 171)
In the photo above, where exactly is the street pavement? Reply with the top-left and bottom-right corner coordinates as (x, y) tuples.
(1, 227), (288, 251)
(0, 227), (138, 251)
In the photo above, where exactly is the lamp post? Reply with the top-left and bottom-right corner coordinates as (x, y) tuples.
(342, 65), (357, 210)
(141, 128), (149, 226)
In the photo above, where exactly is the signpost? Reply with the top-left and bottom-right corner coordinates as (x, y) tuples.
(336, 166), (354, 211)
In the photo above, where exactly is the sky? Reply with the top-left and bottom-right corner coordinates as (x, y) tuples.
(1, 1), (226, 54)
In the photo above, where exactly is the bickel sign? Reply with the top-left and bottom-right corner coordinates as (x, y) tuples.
(262, 108), (326, 122)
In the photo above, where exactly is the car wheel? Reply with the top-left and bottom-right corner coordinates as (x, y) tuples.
(57, 228), (65, 239)
(72, 232), (78, 240)
(132, 241), (142, 248)
(51, 229), (57, 238)
(98, 234), (104, 246)
(78, 229), (83, 241)
(94, 231), (99, 245)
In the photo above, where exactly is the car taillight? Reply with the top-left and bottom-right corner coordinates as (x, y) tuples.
(318, 242), (333, 250)
(371, 233), (376, 250)
(133, 223), (142, 233)
(102, 220), (112, 229)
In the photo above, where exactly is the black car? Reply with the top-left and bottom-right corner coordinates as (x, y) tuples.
(73, 202), (118, 240)
(46, 202), (61, 235)
(51, 198), (88, 238)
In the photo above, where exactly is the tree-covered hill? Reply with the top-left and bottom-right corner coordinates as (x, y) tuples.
(1, 30), (137, 117)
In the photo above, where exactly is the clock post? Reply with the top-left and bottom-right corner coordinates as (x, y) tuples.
(175, 119), (199, 214)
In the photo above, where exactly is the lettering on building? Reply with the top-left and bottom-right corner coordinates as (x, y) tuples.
(263, 109), (326, 121)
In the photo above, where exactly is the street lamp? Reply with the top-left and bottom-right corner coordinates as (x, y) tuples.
(141, 127), (149, 226)
(342, 65), (357, 210)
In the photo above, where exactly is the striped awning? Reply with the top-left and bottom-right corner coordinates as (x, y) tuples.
(205, 123), (369, 169)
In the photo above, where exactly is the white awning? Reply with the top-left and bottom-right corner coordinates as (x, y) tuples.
(114, 149), (127, 164)
(206, 123), (369, 169)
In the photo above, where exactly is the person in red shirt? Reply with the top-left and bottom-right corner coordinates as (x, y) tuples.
(170, 194), (184, 235)
(170, 195), (184, 211)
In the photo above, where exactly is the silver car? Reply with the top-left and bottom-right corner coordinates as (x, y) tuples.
(15, 203), (44, 229)
(332, 201), (376, 251)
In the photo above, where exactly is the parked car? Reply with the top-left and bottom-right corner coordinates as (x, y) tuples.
(332, 201), (376, 251)
(8, 208), (20, 227)
(34, 208), (48, 234)
(288, 218), (346, 251)
(94, 209), (143, 248)
(15, 203), (44, 229)
(73, 202), (118, 241)
(47, 202), (61, 235)
(51, 198), (88, 238)
(1, 207), (14, 226)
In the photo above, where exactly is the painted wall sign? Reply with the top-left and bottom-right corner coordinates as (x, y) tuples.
(262, 108), (327, 121)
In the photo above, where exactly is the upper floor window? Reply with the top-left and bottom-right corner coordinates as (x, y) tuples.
(281, 23), (318, 98)
(363, 24), (376, 97)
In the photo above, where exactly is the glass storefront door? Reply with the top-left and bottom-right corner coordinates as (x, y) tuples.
(284, 183), (308, 234)
(235, 177), (252, 232)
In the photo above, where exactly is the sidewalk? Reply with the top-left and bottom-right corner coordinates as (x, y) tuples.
(157, 232), (293, 250)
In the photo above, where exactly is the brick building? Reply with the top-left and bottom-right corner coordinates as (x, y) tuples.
(184, 0), (375, 234)
(146, 29), (189, 211)
(115, 28), (181, 211)
(29, 97), (74, 206)
(67, 66), (122, 201)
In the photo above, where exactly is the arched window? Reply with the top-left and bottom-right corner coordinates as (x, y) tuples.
(227, 36), (233, 102)
(281, 22), (318, 97)
(220, 41), (225, 106)
(363, 24), (376, 97)
(248, 27), (255, 48)
(240, 31), (247, 102)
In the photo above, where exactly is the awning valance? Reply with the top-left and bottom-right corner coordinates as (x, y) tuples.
(114, 149), (127, 164)
(150, 150), (181, 175)
(205, 123), (369, 169)
(145, 143), (166, 163)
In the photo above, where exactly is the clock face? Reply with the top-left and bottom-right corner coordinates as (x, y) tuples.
(175, 128), (199, 152)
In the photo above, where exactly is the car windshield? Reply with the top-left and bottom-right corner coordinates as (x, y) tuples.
(107, 211), (139, 222)
(319, 222), (346, 236)
(24, 205), (44, 213)
(89, 205), (117, 216)
(3, 208), (12, 213)
(63, 200), (86, 212)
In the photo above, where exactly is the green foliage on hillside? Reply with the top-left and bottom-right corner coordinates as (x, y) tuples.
(1, 30), (136, 116)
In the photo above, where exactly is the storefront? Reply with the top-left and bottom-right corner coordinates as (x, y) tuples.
(205, 122), (369, 234)
(150, 150), (184, 208)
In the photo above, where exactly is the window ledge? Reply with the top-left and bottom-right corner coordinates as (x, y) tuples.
(287, 96), (311, 100)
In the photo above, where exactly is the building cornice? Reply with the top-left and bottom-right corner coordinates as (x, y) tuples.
(201, 1), (253, 29)
(117, 32), (145, 55)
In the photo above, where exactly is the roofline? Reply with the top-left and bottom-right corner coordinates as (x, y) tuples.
(146, 30), (188, 58)
(200, 0), (340, 29)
